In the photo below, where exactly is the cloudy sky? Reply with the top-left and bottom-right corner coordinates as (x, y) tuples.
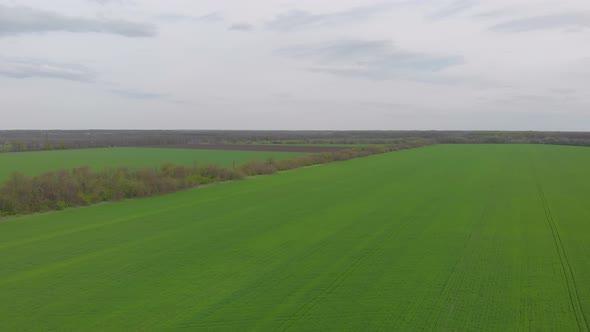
(1, 0), (589, 130)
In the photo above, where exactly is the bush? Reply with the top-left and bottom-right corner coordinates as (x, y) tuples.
(0, 140), (432, 217)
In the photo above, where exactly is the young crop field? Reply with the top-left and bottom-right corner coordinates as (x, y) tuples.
(0, 147), (305, 182)
(1, 144), (590, 330)
(143, 144), (351, 153)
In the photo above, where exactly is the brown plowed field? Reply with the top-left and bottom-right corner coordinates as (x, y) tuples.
(144, 144), (349, 153)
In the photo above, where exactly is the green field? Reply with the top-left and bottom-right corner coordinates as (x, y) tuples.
(1, 144), (590, 330)
(0, 148), (304, 182)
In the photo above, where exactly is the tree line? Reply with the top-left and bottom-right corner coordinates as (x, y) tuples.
(0, 139), (431, 216)
(5, 130), (590, 153)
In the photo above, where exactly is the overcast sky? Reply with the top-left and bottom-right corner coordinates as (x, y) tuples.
(1, 0), (589, 130)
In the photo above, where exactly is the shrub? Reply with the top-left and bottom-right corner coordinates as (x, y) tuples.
(0, 140), (432, 217)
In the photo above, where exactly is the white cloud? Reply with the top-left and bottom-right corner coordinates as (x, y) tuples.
(490, 12), (590, 32)
(0, 56), (95, 81)
(0, 0), (590, 130)
(229, 22), (254, 31)
(278, 40), (464, 81)
(0, 4), (156, 37)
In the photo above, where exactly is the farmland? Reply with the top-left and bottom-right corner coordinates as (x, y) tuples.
(1, 144), (590, 330)
(0, 147), (305, 183)
(144, 144), (351, 153)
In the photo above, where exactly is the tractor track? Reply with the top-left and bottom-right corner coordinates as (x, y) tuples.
(529, 152), (589, 332)
(273, 213), (422, 331)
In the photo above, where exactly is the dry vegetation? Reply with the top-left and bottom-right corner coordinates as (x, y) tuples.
(0, 140), (430, 216)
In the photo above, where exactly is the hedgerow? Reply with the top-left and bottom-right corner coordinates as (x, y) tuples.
(0, 139), (431, 216)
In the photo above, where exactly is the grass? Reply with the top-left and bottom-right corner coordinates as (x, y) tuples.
(0, 144), (11, 152)
(1, 144), (590, 330)
(0, 147), (305, 182)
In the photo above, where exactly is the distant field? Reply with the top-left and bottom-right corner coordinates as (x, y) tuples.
(2, 144), (590, 330)
(144, 144), (350, 153)
(0, 147), (305, 182)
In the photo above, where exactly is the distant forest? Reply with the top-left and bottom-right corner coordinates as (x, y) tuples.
(2, 130), (590, 152)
